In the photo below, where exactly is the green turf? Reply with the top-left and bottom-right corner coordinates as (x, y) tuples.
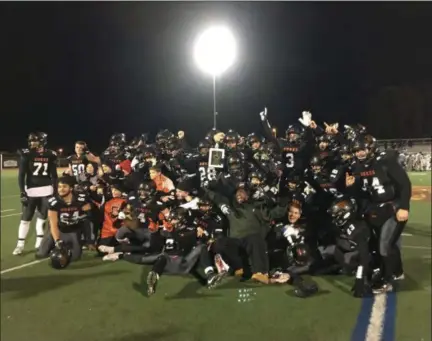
(1, 170), (431, 341)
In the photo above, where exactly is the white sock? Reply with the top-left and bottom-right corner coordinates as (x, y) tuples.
(356, 266), (363, 279)
(204, 266), (214, 275)
(35, 218), (46, 248)
(17, 221), (31, 247)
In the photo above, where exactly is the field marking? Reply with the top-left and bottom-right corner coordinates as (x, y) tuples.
(1, 209), (15, 213)
(404, 245), (432, 250)
(1, 194), (19, 198)
(1, 213), (21, 218)
(365, 294), (386, 341)
(0, 258), (48, 275)
(401, 233), (413, 236)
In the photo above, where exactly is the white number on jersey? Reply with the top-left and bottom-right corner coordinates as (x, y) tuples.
(371, 177), (386, 194)
(285, 153), (295, 168)
(346, 224), (355, 235)
(165, 238), (175, 250)
(32, 162), (49, 176)
(363, 177), (385, 194)
(199, 166), (217, 183)
(72, 164), (85, 176)
(59, 211), (81, 225)
(138, 212), (146, 223)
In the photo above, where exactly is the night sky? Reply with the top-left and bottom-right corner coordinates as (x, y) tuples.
(2, 2), (431, 153)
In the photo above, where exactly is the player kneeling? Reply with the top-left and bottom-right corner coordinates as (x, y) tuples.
(36, 176), (92, 268)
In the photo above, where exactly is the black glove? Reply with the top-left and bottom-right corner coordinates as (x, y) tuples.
(351, 278), (372, 298)
(20, 192), (29, 205)
(55, 239), (64, 249)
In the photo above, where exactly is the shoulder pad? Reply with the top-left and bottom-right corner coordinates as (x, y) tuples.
(20, 148), (30, 155)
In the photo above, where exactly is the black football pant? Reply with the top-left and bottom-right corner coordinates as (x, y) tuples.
(151, 244), (211, 277)
(213, 233), (269, 274)
(378, 216), (405, 281)
(21, 197), (49, 221)
(36, 228), (82, 261)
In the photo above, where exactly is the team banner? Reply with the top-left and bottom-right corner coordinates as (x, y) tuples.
(1, 154), (19, 168)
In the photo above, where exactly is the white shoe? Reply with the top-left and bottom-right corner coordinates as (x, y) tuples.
(12, 246), (24, 256)
(98, 245), (114, 254)
(102, 252), (122, 262)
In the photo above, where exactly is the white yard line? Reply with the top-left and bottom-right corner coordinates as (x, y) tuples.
(1, 213), (21, 218)
(365, 294), (387, 341)
(401, 233), (413, 236)
(1, 194), (20, 199)
(404, 245), (432, 250)
(0, 209), (15, 213)
(0, 259), (48, 275)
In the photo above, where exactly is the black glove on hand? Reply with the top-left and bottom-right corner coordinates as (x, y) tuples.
(20, 192), (29, 205)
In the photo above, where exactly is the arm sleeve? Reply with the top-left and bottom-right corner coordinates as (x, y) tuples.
(260, 117), (282, 151)
(18, 155), (28, 193)
(386, 157), (412, 211)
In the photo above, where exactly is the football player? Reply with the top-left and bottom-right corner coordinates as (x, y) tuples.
(67, 141), (100, 178)
(327, 198), (372, 297)
(13, 132), (58, 255)
(348, 135), (411, 293)
(36, 176), (91, 262)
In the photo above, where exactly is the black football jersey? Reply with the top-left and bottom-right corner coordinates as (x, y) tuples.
(350, 151), (397, 204)
(162, 227), (197, 256)
(126, 194), (164, 228)
(48, 193), (89, 232)
(67, 154), (89, 176)
(19, 148), (57, 189)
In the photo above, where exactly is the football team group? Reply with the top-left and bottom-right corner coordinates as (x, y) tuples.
(12, 109), (411, 298)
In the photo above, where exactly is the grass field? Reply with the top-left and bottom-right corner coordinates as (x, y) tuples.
(1, 170), (431, 341)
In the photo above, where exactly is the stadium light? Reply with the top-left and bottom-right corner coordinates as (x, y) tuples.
(194, 26), (236, 129)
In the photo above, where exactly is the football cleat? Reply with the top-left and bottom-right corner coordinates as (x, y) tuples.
(372, 282), (394, 294)
(12, 246), (24, 256)
(147, 271), (159, 296)
(393, 272), (405, 281)
(102, 252), (122, 261)
(351, 278), (373, 298)
(207, 270), (228, 289)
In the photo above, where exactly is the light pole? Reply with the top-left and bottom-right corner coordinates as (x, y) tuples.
(194, 26), (236, 129)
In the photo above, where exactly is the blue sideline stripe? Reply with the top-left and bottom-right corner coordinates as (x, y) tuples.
(383, 292), (397, 341)
(351, 296), (374, 341)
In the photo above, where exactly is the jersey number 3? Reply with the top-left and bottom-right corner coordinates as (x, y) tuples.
(33, 162), (49, 176)
(285, 153), (295, 168)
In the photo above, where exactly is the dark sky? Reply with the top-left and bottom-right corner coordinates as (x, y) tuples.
(1, 2), (431, 153)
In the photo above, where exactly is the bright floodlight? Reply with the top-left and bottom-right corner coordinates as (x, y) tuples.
(194, 26), (236, 76)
